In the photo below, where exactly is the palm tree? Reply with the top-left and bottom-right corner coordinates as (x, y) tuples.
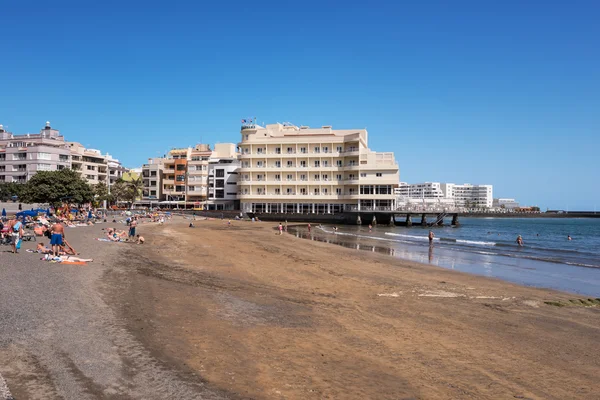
(125, 177), (143, 208)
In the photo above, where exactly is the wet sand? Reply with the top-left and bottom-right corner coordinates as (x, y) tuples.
(110, 218), (600, 399)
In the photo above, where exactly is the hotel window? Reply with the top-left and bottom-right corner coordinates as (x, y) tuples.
(287, 161), (293, 167)
(336, 160), (343, 167)
(336, 188), (342, 195)
(242, 162), (249, 168)
(360, 173), (367, 178)
(323, 188), (328, 194)
(322, 160), (328, 167)
(314, 188), (320, 195)
(323, 147), (328, 153)
(216, 169), (225, 177)
(322, 174), (328, 181)
(275, 147), (281, 154)
(300, 161), (306, 167)
(275, 188), (280, 194)
(245, 135), (249, 140)
(314, 174), (320, 181)
(314, 160), (320, 167)
(300, 188), (306, 195)
(349, 188), (355, 195)
(336, 174), (342, 180)
(287, 188), (292, 194)
(38, 152), (51, 160)
(287, 147), (293, 154)
(275, 161), (281, 167)
(376, 173), (382, 177)
(300, 147), (307, 154)
(257, 175), (263, 181)
(349, 174), (355, 180)
(256, 161), (263, 167)
(275, 174), (281, 181)
(287, 174), (293, 181)
(37, 163), (52, 171)
(300, 174), (306, 181)
(336, 146), (342, 153)
(314, 147), (320, 153)
(257, 188), (263, 194)
(150, 190), (156, 196)
(257, 148), (264, 154)
(244, 174), (249, 180)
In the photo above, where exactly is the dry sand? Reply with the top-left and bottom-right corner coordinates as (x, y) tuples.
(108, 218), (600, 399)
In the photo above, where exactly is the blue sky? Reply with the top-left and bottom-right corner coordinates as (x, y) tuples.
(1, 1), (599, 210)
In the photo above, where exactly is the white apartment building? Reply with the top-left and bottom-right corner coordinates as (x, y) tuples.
(440, 183), (493, 208)
(493, 198), (519, 209)
(207, 143), (239, 210)
(237, 122), (399, 214)
(395, 182), (493, 208)
(0, 122), (71, 183)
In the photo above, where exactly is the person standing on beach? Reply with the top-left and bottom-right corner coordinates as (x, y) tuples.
(50, 221), (65, 257)
(278, 223), (283, 235)
(129, 217), (137, 239)
(9, 217), (23, 254)
(368, 224), (372, 233)
(428, 230), (435, 245)
(516, 235), (524, 246)
(307, 223), (311, 233)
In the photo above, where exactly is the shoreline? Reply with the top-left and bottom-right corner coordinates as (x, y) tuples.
(110, 218), (600, 399)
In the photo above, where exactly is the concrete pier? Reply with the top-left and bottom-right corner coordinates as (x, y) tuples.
(451, 214), (460, 226)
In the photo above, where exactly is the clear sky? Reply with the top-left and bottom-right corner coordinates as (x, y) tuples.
(1, 1), (599, 210)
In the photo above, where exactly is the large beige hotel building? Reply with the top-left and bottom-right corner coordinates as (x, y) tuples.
(237, 122), (399, 214)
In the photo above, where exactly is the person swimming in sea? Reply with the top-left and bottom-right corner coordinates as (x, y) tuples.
(516, 235), (524, 246)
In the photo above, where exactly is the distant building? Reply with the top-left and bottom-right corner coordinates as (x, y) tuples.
(396, 182), (493, 208)
(68, 142), (125, 185)
(493, 198), (519, 209)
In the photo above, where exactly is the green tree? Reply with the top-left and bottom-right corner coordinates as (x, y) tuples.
(0, 182), (25, 201)
(109, 180), (129, 205)
(93, 182), (111, 202)
(19, 169), (95, 206)
(125, 177), (143, 206)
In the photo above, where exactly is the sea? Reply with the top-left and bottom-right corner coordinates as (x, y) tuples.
(289, 218), (600, 297)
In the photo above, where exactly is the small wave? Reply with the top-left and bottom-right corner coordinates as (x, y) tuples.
(385, 232), (430, 241)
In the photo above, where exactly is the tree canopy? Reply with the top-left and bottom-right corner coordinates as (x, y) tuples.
(0, 182), (24, 201)
(19, 169), (95, 206)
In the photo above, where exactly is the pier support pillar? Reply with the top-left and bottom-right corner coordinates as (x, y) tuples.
(406, 214), (412, 227)
(451, 214), (459, 226)
(372, 215), (377, 226)
(357, 215), (362, 225)
(421, 214), (427, 226)
(389, 214), (395, 227)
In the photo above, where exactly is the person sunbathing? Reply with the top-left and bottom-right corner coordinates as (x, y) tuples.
(36, 243), (53, 254)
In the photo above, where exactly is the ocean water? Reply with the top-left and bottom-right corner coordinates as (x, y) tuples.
(289, 218), (600, 296)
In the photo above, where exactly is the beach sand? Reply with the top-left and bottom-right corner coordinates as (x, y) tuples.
(108, 218), (600, 399)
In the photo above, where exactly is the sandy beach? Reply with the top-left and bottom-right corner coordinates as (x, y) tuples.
(106, 217), (600, 399)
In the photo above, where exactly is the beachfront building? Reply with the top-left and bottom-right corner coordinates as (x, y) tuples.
(137, 143), (239, 209)
(237, 122), (399, 214)
(0, 122), (71, 183)
(186, 144), (212, 208)
(68, 142), (126, 185)
(141, 158), (164, 207)
(207, 143), (239, 210)
(440, 183), (493, 208)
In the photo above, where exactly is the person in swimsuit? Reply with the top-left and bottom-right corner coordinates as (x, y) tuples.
(428, 230), (435, 245)
(516, 235), (524, 246)
(50, 222), (65, 256)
